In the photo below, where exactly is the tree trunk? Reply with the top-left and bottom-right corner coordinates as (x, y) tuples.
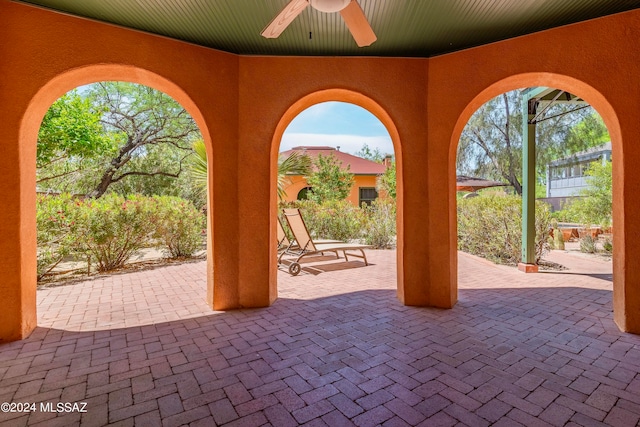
(87, 140), (136, 198)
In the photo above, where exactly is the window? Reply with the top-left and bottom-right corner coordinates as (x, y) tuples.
(297, 187), (313, 200)
(359, 187), (378, 206)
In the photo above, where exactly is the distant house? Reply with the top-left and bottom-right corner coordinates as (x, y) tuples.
(279, 146), (391, 206)
(542, 141), (611, 210)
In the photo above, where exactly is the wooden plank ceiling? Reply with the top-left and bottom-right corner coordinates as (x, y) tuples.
(18, 0), (640, 57)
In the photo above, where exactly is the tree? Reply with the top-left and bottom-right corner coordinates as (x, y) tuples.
(561, 113), (609, 154)
(377, 161), (396, 199)
(563, 160), (612, 228)
(355, 143), (385, 162)
(37, 83), (202, 199)
(457, 90), (600, 195)
(86, 82), (201, 198)
(305, 154), (354, 203)
(37, 90), (117, 187)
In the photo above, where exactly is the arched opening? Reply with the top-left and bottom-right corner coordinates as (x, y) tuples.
(270, 90), (404, 299)
(14, 64), (214, 338)
(449, 73), (626, 330)
(297, 187), (313, 200)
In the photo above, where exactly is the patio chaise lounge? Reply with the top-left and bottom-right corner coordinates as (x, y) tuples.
(279, 208), (372, 276)
(277, 216), (341, 252)
(277, 217), (293, 252)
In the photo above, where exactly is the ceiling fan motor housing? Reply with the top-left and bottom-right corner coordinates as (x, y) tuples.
(309, 0), (351, 13)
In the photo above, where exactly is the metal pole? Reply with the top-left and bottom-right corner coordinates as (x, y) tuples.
(522, 97), (537, 265)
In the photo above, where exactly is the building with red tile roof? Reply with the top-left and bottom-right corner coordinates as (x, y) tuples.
(279, 146), (391, 206)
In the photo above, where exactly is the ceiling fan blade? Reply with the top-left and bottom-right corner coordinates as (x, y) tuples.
(261, 0), (310, 39)
(340, 0), (376, 47)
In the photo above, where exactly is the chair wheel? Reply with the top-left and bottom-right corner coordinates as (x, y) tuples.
(289, 262), (301, 276)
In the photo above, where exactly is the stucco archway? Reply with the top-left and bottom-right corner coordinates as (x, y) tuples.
(269, 89), (404, 300)
(7, 64), (214, 341)
(447, 72), (628, 330)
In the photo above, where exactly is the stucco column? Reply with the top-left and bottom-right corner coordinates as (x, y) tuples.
(0, 137), (37, 342)
(0, 90), (37, 343)
(0, 2), (38, 342)
(613, 110), (640, 334)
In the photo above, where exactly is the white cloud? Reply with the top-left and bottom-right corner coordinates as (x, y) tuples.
(280, 133), (394, 156)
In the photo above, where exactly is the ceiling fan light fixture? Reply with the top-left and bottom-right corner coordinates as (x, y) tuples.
(309, 0), (351, 13)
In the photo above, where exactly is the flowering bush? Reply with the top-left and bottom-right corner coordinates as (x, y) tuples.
(37, 193), (204, 279)
(36, 193), (78, 279)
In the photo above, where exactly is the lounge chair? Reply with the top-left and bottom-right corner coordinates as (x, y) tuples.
(277, 216), (341, 252)
(277, 217), (292, 252)
(279, 208), (371, 276)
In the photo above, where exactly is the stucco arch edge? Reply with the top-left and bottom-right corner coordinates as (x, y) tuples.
(21, 63), (214, 159)
(446, 71), (627, 330)
(268, 88), (404, 298)
(14, 63), (216, 340)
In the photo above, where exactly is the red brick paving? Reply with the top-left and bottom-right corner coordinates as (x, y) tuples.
(1, 250), (639, 426)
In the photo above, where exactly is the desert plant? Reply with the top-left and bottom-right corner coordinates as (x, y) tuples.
(377, 161), (396, 199)
(363, 198), (396, 248)
(554, 160), (612, 229)
(552, 228), (565, 250)
(153, 196), (204, 258)
(278, 151), (312, 200)
(36, 193), (78, 280)
(72, 194), (157, 272)
(579, 235), (597, 254)
(458, 194), (551, 265)
(295, 199), (365, 241)
(305, 154), (354, 203)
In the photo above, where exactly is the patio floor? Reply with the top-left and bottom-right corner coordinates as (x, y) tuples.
(1, 250), (639, 426)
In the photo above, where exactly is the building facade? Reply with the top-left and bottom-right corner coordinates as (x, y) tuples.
(543, 142), (611, 210)
(279, 146), (390, 206)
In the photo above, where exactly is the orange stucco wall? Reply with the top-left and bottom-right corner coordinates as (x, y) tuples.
(281, 175), (381, 206)
(0, 0), (240, 341)
(1, 0), (639, 342)
(426, 11), (640, 333)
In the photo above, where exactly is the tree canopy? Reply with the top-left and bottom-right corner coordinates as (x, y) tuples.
(456, 90), (608, 195)
(305, 154), (354, 203)
(377, 161), (396, 199)
(37, 90), (119, 187)
(355, 143), (385, 163)
(37, 82), (202, 201)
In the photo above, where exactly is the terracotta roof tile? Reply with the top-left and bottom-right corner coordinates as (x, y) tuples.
(280, 146), (386, 175)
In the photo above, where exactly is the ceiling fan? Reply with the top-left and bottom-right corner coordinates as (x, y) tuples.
(261, 0), (377, 47)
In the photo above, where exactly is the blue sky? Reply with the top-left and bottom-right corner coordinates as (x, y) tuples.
(280, 102), (394, 156)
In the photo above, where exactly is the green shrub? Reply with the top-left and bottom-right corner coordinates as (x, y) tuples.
(152, 196), (204, 258)
(305, 154), (354, 203)
(457, 194), (551, 265)
(554, 160), (612, 229)
(579, 235), (597, 254)
(363, 198), (396, 248)
(37, 193), (205, 279)
(36, 193), (78, 279)
(72, 194), (157, 272)
(292, 199), (365, 241)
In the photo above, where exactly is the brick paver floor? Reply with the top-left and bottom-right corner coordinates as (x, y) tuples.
(1, 250), (639, 426)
